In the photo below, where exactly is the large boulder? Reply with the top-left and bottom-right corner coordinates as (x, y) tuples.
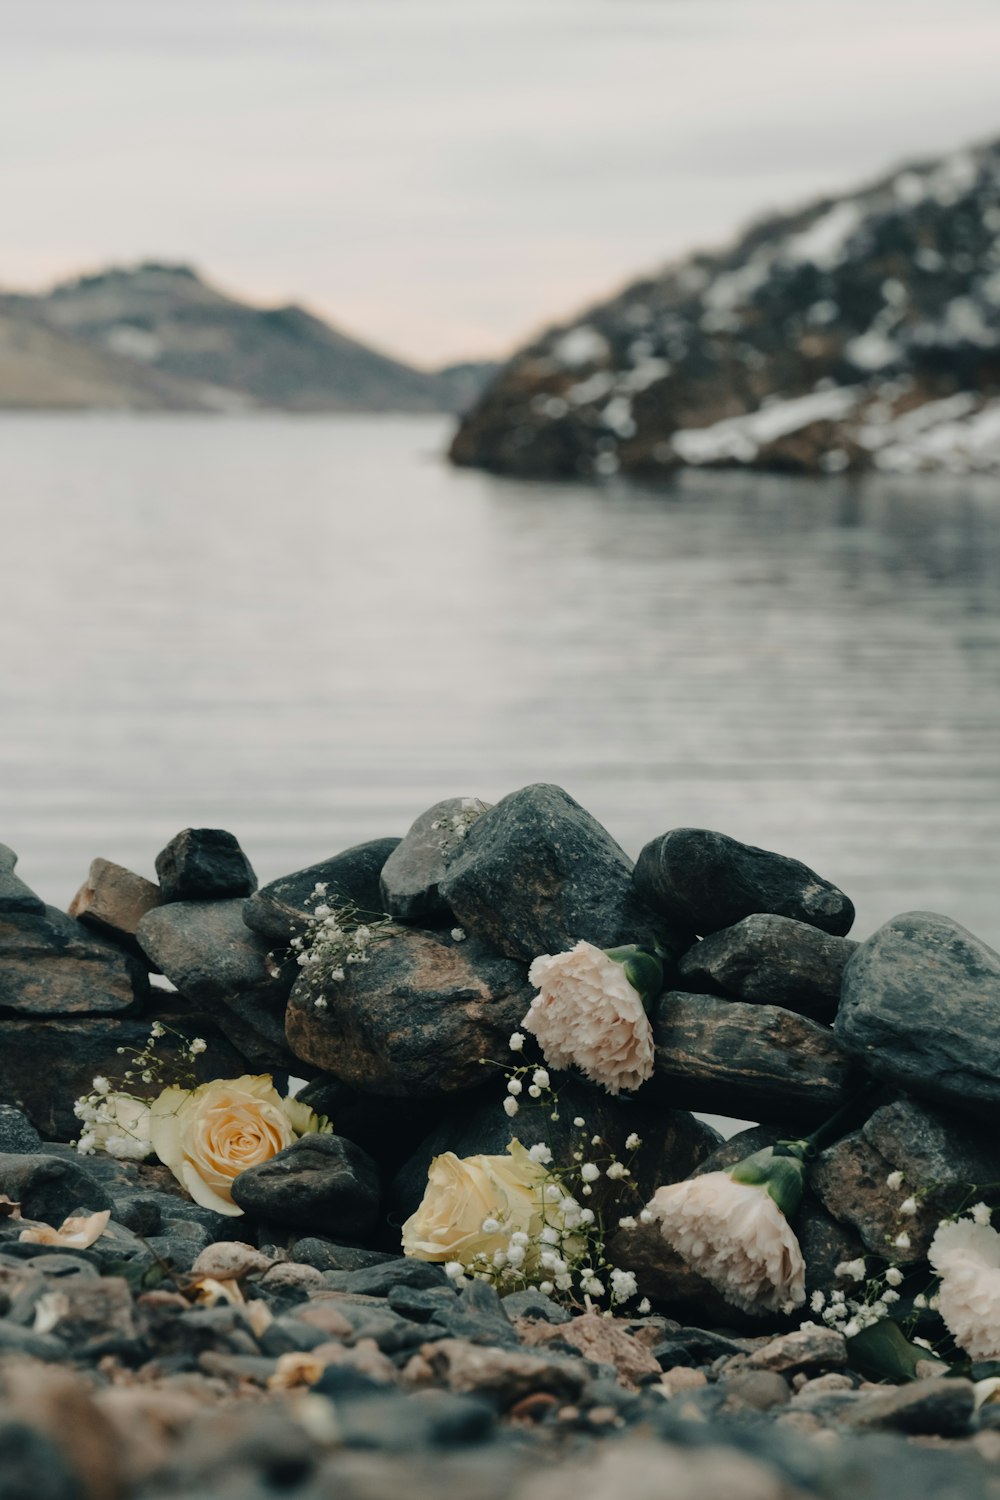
(0, 906), (148, 1016)
(242, 837), (401, 946)
(380, 798), (490, 924)
(154, 827), (257, 902)
(676, 915), (856, 1023)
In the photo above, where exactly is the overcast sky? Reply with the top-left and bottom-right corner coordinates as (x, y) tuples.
(3, 0), (1000, 365)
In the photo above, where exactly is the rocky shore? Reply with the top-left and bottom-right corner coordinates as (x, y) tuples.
(2, 786), (1000, 1499)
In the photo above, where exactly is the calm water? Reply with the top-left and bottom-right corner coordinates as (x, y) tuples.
(2, 412), (999, 954)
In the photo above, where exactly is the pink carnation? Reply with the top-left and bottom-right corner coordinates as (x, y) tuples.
(928, 1218), (1000, 1361)
(523, 941), (655, 1095)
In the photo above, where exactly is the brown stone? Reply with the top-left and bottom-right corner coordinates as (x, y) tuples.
(745, 1327), (847, 1376)
(0, 906), (148, 1016)
(419, 1337), (590, 1405)
(0, 1359), (124, 1500)
(69, 859), (161, 953)
(517, 1311), (661, 1389)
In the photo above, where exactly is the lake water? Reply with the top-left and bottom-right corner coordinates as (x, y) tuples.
(2, 412), (999, 955)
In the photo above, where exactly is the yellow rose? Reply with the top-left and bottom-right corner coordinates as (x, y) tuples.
(402, 1141), (549, 1265)
(148, 1075), (331, 1217)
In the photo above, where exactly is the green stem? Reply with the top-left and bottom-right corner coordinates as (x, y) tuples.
(776, 1077), (886, 1162)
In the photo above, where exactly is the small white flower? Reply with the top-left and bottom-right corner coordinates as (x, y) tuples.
(581, 1184), (593, 1196)
(810, 1290), (826, 1312)
(882, 1288), (900, 1304)
(625, 1133), (641, 1151)
(509, 1231), (529, 1248)
(886, 1171), (904, 1191)
(573, 1117), (586, 1128)
(913, 1293), (928, 1309)
(894, 1232), (911, 1250)
(492, 1249), (508, 1269)
(149, 1022), (165, 1039)
(528, 1086), (541, 1098)
(842, 1319), (860, 1340)
(618, 1215), (637, 1230)
(506, 1244), (526, 1269)
(835, 1258), (867, 1281)
(314, 996), (328, 1011)
(76, 1132), (97, 1156)
(582, 1276), (605, 1298)
(579, 1208), (595, 1225)
(509, 1033), (525, 1052)
(610, 1268), (638, 1302)
(331, 967), (345, 982)
(527, 1144), (552, 1165)
(885, 1266), (903, 1287)
(555, 1273), (573, 1291)
(637, 1297), (651, 1315)
(532, 1068), (549, 1089)
(540, 1226), (560, 1246)
(503, 1097), (519, 1118)
(444, 1260), (465, 1281)
(639, 1208), (655, 1225)
(188, 1038), (207, 1055)
(605, 1161), (627, 1181)
(913, 1336), (934, 1351)
(481, 1217), (501, 1235)
(580, 1162), (600, 1183)
(451, 928), (466, 942)
(544, 1184), (562, 1203)
(972, 1202), (993, 1227)
(899, 1197), (917, 1216)
(507, 1078), (522, 1096)
(92, 1076), (110, 1095)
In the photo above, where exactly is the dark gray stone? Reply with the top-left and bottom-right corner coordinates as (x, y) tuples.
(146, 1220), (214, 1271)
(154, 827), (257, 901)
(0, 905), (148, 1015)
(0, 846), (44, 916)
(229, 1132), (381, 1239)
(677, 914), (856, 1022)
(388, 1279), (518, 1347)
(0, 1152), (111, 1222)
(289, 1238), (398, 1273)
(328, 1390), (497, 1452)
(849, 1376), (975, 1436)
(380, 798), (490, 924)
(293, 1078), (455, 1176)
(835, 910), (1000, 1116)
(243, 837), (401, 946)
(0, 1107), (43, 1154)
(633, 828), (855, 937)
(437, 783), (690, 963)
(321, 1258), (450, 1296)
(502, 1289), (572, 1325)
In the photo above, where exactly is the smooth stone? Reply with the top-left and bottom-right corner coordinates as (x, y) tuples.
(721, 1370), (791, 1412)
(68, 858), (161, 957)
(0, 845), (44, 916)
(229, 1133), (381, 1240)
(243, 837), (401, 946)
(285, 927), (533, 1097)
(0, 905), (148, 1015)
(849, 1376), (976, 1436)
(154, 827), (257, 902)
(437, 783), (689, 963)
(745, 1327), (847, 1375)
(502, 1289), (572, 1325)
(647, 991), (851, 1125)
(633, 828), (855, 937)
(421, 1337), (590, 1405)
(0, 1152), (112, 1222)
(380, 798), (490, 924)
(676, 915), (856, 1022)
(835, 911), (1000, 1116)
(321, 1258), (450, 1296)
(289, 1238), (398, 1273)
(147, 1221), (214, 1271)
(330, 1389), (498, 1452)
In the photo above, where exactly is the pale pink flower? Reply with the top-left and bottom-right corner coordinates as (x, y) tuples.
(928, 1218), (1000, 1361)
(647, 1172), (806, 1314)
(523, 941), (655, 1095)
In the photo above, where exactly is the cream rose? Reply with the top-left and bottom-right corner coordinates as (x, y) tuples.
(402, 1142), (549, 1265)
(149, 1075), (330, 1217)
(523, 941), (657, 1095)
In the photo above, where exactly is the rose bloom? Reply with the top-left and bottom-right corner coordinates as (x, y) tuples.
(149, 1075), (329, 1216)
(647, 1171), (806, 1314)
(523, 941), (655, 1095)
(928, 1218), (1000, 1361)
(402, 1141), (549, 1265)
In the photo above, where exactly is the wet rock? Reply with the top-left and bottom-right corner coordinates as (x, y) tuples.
(633, 828), (855, 937)
(745, 1327), (847, 1376)
(0, 845), (44, 916)
(834, 911), (1000, 1116)
(330, 1388), (498, 1452)
(285, 927), (533, 1097)
(503, 1290), (571, 1325)
(380, 798), (490, 925)
(677, 915), (856, 1022)
(391, 1280), (519, 1348)
(0, 906), (148, 1015)
(154, 827), (257, 902)
(849, 1375), (976, 1436)
(32, 1275), (137, 1355)
(438, 783), (689, 963)
(0, 1152), (112, 1221)
(68, 858), (161, 957)
(242, 837), (401, 946)
(230, 1133), (380, 1240)
(647, 991), (851, 1125)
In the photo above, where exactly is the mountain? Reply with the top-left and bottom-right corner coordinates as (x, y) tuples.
(450, 138), (1000, 479)
(0, 263), (495, 414)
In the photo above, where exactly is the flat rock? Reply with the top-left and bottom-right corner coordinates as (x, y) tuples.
(438, 783), (689, 963)
(745, 1327), (847, 1375)
(420, 1336), (590, 1404)
(519, 1311), (661, 1388)
(229, 1133), (380, 1239)
(0, 906), (148, 1016)
(243, 837), (401, 946)
(677, 915), (856, 1022)
(834, 911), (1000, 1116)
(380, 799), (490, 924)
(154, 828), (257, 902)
(285, 927), (533, 1097)
(849, 1376), (976, 1436)
(0, 1152), (112, 1222)
(0, 845), (44, 916)
(633, 828), (855, 937)
(647, 991), (851, 1125)
(68, 858), (161, 955)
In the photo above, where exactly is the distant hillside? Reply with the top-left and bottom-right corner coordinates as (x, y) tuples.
(451, 137), (1000, 478)
(0, 263), (496, 414)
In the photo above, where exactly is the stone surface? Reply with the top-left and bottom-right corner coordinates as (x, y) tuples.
(849, 1376), (976, 1436)
(293, 1079), (455, 1176)
(229, 1133), (381, 1239)
(0, 1106), (43, 1154)
(0, 906), (148, 1016)
(0, 1152), (112, 1222)
(419, 1337), (590, 1405)
(633, 828), (855, 937)
(380, 798), (490, 924)
(242, 837), (401, 946)
(835, 911), (1000, 1116)
(285, 927), (533, 1097)
(811, 1096), (1000, 1262)
(68, 859), (161, 954)
(676, 915), (856, 1022)
(0, 845), (45, 916)
(647, 991), (852, 1125)
(438, 783), (689, 964)
(154, 828), (257, 902)
(519, 1311), (661, 1389)
(745, 1327), (847, 1376)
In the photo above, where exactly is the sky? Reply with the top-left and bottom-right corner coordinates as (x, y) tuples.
(3, 0), (1000, 366)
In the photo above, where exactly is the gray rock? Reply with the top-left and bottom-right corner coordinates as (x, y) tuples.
(502, 1289), (572, 1325)
(293, 1078), (453, 1175)
(285, 927), (533, 1097)
(835, 911), (1000, 1116)
(67, 858), (161, 956)
(721, 1370), (791, 1411)
(0, 905), (148, 1015)
(327, 1389), (498, 1452)
(849, 1376), (975, 1436)
(380, 798), (490, 924)
(0, 845), (44, 916)
(647, 991), (851, 1125)
(0, 1152), (111, 1222)
(243, 837), (401, 946)
(677, 915), (856, 1022)
(321, 1258), (450, 1296)
(438, 783), (689, 963)
(634, 828), (855, 937)
(0, 1107), (43, 1154)
(146, 1220), (214, 1271)
(155, 827), (257, 902)
(390, 1279), (519, 1348)
(745, 1327), (847, 1375)
(229, 1132), (380, 1239)
(289, 1238), (398, 1273)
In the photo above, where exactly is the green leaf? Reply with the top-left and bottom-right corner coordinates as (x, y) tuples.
(846, 1318), (934, 1383)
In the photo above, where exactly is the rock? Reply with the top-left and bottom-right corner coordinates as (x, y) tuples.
(437, 783), (689, 964)
(380, 799), (490, 924)
(721, 1370), (791, 1412)
(154, 828), (257, 902)
(189, 1242), (277, 1281)
(676, 915), (856, 1023)
(326, 1388), (498, 1452)
(0, 1107), (43, 1154)
(503, 1290), (571, 1325)
(68, 859), (161, 956)
(419, 1336), (590, 1405)
(834, 911), (1000, 1116)
(0, 1361), (123, 1500)
(243, 837), (401, 946)
(810, 1097), (1000, 1261)
(0, 1152), (112, 1223)
(633, 828), (855, 937)
(229, 1134), (381, 1240)
(519, 1312), (662, 1389)
(849, 1376), (976, 1436)
(321, 1259), (450, 1296)
(647, 992), (851, 1125)
(390, 1280), (519, 1348)
(0, 906), (148, 1015)
(745, 1327), (847, 1376)
(285, 927), (533, 1097)
(514, 1441), (799, 1500)
(289, 1239), (398, 1274)
(292, 1079), (453, 1176)
(0, 845), (44, 916)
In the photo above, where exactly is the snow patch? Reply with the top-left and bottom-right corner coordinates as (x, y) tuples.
(671, 386), (861, 465)
(783, 200), (863, 270)
(845, 331), (901, 371)
(551, 325), (610, 368)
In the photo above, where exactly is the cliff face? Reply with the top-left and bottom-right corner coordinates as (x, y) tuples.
(450, 140), (1000, 479)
